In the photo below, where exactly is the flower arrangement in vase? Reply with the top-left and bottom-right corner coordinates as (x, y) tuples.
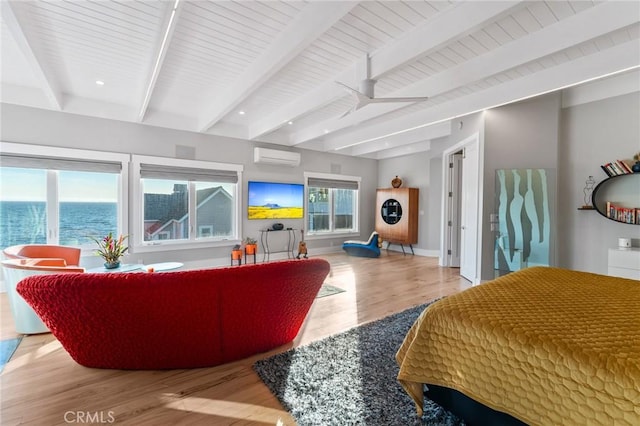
(91, 232), (128, 269)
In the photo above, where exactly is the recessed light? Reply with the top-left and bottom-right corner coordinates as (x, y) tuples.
(288, 121), (293, 125)
(238, 111), (245, 115)
(95, 80), (105, 86)
(324, 129), (329, 134)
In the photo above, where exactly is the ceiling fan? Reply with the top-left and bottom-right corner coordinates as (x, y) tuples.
(336, 56), (429, 118)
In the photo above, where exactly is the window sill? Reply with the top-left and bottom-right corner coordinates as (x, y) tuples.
(305, 232), (360, 241)
(130, 238), (241, 254)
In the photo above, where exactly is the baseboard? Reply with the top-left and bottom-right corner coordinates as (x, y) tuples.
(383, 245), (439, 257)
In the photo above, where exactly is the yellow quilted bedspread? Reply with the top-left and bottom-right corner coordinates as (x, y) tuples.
(396, 267), (640, 425)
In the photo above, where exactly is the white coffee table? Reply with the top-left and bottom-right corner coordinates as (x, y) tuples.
(87, 263), (146, 273)
(143, 262), (184, 272)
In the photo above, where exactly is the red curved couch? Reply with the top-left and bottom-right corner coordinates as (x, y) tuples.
(17, 258), (330, 370)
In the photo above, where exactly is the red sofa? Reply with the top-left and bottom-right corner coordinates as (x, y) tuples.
(16, 258), (330, 369)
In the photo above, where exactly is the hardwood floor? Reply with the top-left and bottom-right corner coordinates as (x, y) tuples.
(1, 252), (471, 425)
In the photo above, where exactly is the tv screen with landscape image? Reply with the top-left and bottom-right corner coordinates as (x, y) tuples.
(248, 181), (304, 220)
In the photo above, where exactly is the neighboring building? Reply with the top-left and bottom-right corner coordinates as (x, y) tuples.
(144, 184), (233, 241)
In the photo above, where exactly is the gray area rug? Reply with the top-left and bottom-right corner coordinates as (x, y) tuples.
(254, 302), (464, 425)
(316, 284), (346, 298)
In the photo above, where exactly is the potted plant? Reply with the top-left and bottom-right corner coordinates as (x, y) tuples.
(91, 232), (128, 269)
(231, 244), (243, 260)
(243, 237), (258, 255)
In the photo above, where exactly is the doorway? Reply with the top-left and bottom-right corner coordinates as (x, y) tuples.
(440, 133), (483, 284)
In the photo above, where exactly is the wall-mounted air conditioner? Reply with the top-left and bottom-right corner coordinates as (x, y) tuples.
(254, 147), (301, 167)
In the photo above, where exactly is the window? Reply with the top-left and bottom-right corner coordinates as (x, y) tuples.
(305, 172), (360, 235)
(132, 155), (243, 252)
(0, 143), (128, 251)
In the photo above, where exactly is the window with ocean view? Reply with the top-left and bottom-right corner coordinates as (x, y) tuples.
(0, 143), (128, 251)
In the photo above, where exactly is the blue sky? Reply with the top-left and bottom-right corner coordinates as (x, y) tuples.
(248, 181), (304, 207)
(0, 169), (119, 202)
(0, 168), (234, 202)
(0, 167), (118, 202)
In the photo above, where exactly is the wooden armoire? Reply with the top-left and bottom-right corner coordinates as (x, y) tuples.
(375, 187), (419, 247)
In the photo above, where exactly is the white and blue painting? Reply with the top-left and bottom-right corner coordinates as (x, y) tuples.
(495, 169), (552, 276)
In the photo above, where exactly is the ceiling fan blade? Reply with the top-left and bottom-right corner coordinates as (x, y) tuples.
(335, 81), (371, 103)
(335, 77), (427, 119)
(335, 81), (357, 93)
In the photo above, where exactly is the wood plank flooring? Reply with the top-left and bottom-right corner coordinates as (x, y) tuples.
(0, 252), (471, 425)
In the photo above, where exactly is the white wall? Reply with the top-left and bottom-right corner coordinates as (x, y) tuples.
(0, 103), (378, 268)
(3, 88), (637, 276)
(482, 92), (561, 280)
(373, 88), (640, 279)
(376, 151), (433, 254)
(559, 92), (640, 273)
(377, 112), (485, 256)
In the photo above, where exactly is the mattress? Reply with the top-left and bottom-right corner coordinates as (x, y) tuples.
(396, 267), (640, 425)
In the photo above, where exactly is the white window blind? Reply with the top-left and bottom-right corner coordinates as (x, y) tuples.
(139, 163), (238, 183)
(307, 177), (359, 190)
(0, 153), (122, 173)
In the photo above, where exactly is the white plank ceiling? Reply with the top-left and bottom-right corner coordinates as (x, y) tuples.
(1, 0), (639, 159)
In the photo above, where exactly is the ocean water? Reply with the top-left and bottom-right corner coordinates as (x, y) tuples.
(0, 201), (117, 248)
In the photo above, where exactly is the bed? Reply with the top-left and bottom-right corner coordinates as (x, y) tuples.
(396, 266), (640, 425)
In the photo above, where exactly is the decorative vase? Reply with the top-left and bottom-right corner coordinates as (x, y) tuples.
(391, 175), (402, 188)
(104, 260), (120, 269)
(632, 161), (640, 173)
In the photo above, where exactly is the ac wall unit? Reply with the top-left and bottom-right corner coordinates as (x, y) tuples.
(254, 147), (301, 167)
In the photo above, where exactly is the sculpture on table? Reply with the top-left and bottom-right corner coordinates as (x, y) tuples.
(582, 176), (596, 209)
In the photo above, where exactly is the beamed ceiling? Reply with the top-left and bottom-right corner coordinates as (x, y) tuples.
(1, 0), (639, 159)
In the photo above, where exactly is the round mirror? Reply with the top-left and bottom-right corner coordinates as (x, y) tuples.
(381, 199), (402, 224)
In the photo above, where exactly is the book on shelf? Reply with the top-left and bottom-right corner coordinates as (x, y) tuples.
(601, 165), (613, 177)
(605, 163), (620, 176)
(601, 160), (633, 176)
(617, 159), (633, 174)
(606, 201), (639, 224)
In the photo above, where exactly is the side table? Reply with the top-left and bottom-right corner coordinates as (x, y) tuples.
(259, 228), (297, 262)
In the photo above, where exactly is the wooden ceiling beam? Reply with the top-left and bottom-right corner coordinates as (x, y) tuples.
(348, 122), (450, 156)
(1, 1), (62, 110)
(137, 0), (183, 122)
(198, 2), (355, 133)
(325, 40), (639, 155)
(297, 0), (639, 149)
(248, 1), (523, 140)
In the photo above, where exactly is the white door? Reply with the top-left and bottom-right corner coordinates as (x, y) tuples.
(460, 143), (479, 282)
(447, 153), (463, 267)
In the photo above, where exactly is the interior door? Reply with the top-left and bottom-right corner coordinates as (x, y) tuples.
(447, 152), (463, 267)
(460, 143), (479, 282)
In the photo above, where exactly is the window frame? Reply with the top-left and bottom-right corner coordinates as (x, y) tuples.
(131, 154), (243, 253)
(304, 171), (360, 239)
(0, 142), (129, 252)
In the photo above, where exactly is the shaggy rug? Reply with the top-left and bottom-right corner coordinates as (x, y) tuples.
(316, 284), (346, 298)
(254, 302), (464, 426)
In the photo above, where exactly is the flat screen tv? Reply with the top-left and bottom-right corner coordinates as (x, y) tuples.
(248, 181), (304, 220)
